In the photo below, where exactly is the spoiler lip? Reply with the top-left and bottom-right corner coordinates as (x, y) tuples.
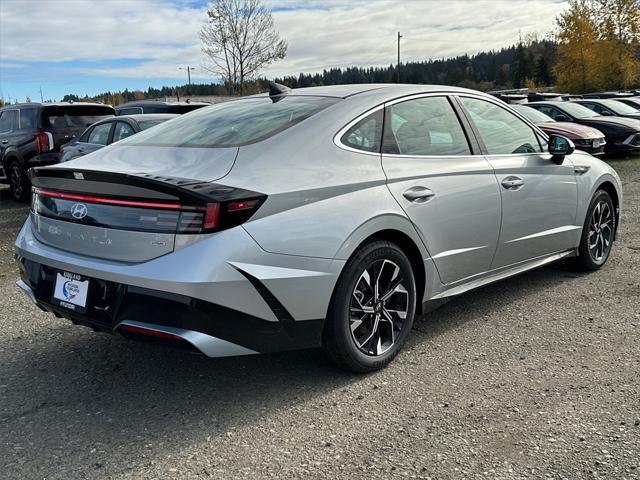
(28, 167), (264, 206)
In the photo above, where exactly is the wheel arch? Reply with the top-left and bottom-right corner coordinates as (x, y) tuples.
(335, 218), (432, 316)
(595, 180), (620, 238)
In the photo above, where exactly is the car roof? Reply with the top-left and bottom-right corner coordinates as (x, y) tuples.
(110, 113), (179, 121)
(256, 83), (497, 100)
(1, 101), (113, 110)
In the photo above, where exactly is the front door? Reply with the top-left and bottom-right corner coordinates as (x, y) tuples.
(381, 95), (502, 285)
(457, 96), (579, 269)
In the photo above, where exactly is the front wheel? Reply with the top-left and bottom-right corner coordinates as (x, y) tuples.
(323, 241), (417, 373)
(571, 189), (615, 271)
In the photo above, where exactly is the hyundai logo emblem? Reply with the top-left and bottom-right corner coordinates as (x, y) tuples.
(70, 203), (88, 220)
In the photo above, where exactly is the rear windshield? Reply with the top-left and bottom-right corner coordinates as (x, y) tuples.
(137, 119), (172, 130)
(42, 106), (114, 129)
(562, 103), (600, 119)
(118, 96), (340, 148)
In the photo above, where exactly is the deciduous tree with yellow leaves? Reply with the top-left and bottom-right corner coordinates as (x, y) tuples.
(554, 0), (640, 93)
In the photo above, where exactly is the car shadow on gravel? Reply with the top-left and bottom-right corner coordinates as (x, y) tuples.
(0, 257), (586, 477)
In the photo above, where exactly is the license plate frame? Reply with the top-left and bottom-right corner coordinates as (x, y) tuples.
(53, 271), (90, 313)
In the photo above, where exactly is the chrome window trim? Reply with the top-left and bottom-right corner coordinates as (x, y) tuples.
(333, 90), (553, 159)
(333, 103), (385, 156)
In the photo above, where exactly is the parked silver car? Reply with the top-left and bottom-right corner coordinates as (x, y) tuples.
(15, 84), (622, 372)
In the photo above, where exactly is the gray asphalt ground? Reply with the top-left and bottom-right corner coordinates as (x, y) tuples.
(0, 157), (639, 480)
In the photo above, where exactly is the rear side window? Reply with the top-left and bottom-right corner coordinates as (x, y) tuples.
(113, 122), (135, 142)
(382, 96), (471, 156)
(0, 110), (18, 132)
(42, 106), (114, 130)
(460, 97), (542, 154)
(19, 109), (38, 130)
(118, 96), (340, 148)
(340, 109), (383, 152)
(87, 123), (112, 145)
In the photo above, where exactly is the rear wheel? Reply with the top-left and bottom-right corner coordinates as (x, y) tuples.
(571, 189), (615, 271)
(8, 161), (29, 202)
(323, 241), (416, 373)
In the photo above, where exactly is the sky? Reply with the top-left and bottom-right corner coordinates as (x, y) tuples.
(0, 0), (568, 102)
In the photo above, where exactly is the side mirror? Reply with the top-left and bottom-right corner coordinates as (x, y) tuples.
(554, 114), (569, 121)
(600, 110), (613, 116)
(548, 135), (575, 164)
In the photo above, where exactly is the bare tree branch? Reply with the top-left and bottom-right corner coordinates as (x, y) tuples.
(200, 0), (287, 94)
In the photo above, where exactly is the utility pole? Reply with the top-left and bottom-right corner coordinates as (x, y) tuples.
(39, 87), (44, 102)
(397, 32), (402, 83)
(179, 66), (195, 86)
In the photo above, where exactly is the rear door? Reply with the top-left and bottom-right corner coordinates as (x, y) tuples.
(41, 106), (114, 151)
(381, 94), (502, 285)
(456, 95), (579, 269)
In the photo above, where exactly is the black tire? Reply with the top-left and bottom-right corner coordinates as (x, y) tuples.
(323, 240), (417, 373)
(8, 160), (30, 202)
(570, 189), (615, 271)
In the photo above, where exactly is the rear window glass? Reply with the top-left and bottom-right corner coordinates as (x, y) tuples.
(138, 119), (171, 130)
(42, 106), (114, 129)
(118, 96), (340, 148)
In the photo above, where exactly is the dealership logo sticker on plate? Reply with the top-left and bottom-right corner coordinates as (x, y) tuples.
(53, 272), (89, 310)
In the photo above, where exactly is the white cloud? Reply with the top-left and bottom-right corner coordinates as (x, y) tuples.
(0, 0), (568, 81)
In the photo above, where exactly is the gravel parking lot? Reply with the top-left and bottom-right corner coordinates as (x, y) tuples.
(1, 157), (639, 480)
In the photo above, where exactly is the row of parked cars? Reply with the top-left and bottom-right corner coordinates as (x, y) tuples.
(1, 92), (640, 201)
(0, 100), (209, 200)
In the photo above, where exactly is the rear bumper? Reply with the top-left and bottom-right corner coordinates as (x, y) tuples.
(14, 217), (343, 356)
(16, 256), (325, 355)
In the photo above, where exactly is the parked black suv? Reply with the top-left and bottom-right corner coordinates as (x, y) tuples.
(115, 100), (209, 115)
(0, 102), (115, 200)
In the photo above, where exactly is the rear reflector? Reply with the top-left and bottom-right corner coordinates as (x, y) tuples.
(119, 324), (184, 341)
(227, 199), (259, 212)
(204, 203), (220, 229)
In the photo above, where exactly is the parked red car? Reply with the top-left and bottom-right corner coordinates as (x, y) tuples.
(514, 105), (606, 155)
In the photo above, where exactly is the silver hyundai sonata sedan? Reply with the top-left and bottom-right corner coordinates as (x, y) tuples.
(15, 84), (622, 372)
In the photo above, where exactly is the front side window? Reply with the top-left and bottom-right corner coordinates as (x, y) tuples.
(0, 110), (18, 132)
(382, 96), (471, 156)
(460, 97), (542, 154)
(87, 123), (112, 145)
(340, 109), (383, 152)
(113, 122), (135, 142)
(118, 96), (340, 148)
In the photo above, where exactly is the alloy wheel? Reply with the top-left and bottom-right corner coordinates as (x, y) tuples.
(10, 163), (23, 200)
(349, 259), (409, 356)
(588, 200), (613, 263)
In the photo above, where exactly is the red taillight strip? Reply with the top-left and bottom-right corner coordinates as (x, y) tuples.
(33, 188), (183, 210)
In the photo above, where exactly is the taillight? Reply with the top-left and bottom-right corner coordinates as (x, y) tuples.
(34, 132), (51, 154)
(31, 187), (266, 235)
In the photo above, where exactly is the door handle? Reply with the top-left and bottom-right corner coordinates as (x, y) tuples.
(501, 176), (524, 190)
(1, 140), (8, 144)
(402, 186), (435, 203)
